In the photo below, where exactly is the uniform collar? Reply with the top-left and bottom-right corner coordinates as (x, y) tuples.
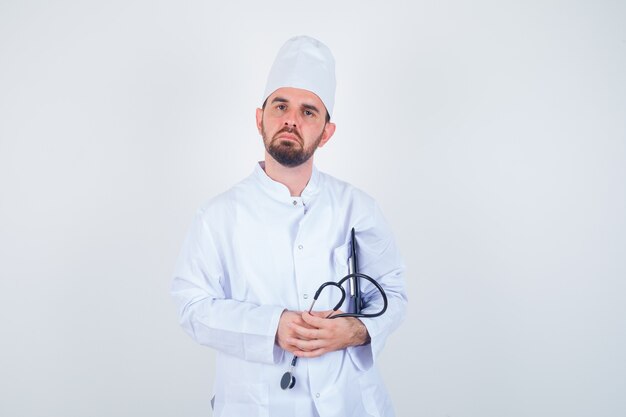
(254, 161), (321, 204)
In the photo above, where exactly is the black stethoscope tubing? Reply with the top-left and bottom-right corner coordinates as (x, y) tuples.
(280, 271), (388, 390)
(308, 272), (387, 318)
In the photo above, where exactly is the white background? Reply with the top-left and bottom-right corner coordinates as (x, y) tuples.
(1, 1), (625, 416)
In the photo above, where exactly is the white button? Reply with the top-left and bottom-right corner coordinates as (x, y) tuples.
(316, 393), (320, 398)
(298, 245), (303, 250)
(303, 294), (308, 299)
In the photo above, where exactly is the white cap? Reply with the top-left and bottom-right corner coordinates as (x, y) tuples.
(263, 36), (336, 117)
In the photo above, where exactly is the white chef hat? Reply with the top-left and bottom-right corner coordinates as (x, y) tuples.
(263, 35), (336, 117)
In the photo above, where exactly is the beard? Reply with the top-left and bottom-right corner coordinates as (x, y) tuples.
(262, 123), (324, 168)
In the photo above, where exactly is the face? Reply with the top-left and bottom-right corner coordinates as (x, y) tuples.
(256, 87), (336, 168)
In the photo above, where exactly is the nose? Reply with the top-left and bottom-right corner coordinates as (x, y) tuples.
(283, 108), (298, 128)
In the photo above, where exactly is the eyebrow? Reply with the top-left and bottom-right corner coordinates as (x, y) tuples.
(270, 97), (320, 114)
(301, 103), (320, 114)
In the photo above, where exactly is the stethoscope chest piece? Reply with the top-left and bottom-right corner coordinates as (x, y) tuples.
(280, 371), (296, 390)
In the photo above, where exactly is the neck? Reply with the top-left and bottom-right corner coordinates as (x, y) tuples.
(263, 152), (313, 196)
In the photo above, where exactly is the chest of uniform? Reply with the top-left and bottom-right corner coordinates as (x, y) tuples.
(217, 201), (352, 310)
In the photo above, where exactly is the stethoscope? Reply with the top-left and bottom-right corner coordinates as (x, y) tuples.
(280, 229), (388, 390)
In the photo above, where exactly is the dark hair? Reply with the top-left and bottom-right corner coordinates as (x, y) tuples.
(262, 98), (331, 123)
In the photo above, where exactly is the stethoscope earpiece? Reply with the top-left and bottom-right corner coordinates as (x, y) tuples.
(280, 371), (296, 390)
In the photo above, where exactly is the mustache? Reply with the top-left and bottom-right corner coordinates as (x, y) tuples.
(274, 126), (303, 142)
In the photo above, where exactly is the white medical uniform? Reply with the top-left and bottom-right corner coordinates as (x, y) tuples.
(171, 162), (407, 417)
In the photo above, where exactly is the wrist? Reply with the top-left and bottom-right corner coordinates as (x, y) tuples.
(352, 318), (371, 346)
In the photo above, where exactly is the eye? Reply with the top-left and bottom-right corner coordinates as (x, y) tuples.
(276, 104), (287, 111)
(304, 109), (315, 117)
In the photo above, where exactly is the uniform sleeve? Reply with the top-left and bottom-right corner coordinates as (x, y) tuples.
(170, 210), (285, 365)
(346, 201), (408, 371)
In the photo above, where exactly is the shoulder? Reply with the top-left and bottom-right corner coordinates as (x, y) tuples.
(319, 170), (377, 208)
(317, 170), (391, 237)
(195, 174), (255, 224)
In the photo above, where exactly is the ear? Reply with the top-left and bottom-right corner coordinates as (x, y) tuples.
(318, 122), (336, 148)
(255, 108), (264, 134)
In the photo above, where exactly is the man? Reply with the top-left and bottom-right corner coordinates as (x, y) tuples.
(171, 36), (407, 417)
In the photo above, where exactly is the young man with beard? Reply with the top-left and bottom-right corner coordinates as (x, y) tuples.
(171, 36), (407, 417)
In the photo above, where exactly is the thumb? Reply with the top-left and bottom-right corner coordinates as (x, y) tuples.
(310, 309), (344, 318)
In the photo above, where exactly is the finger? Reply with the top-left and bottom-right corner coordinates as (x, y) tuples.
(283, 311), (317, 329)
(288, 337), (327, 352)
(278, 340), (300, 353)
(309, 310), (332, 318)
(301, 311), (329, 327)
(325, 309), (346, 318)
(291, 322), (326, 340)
(302, 313), (342, 334)
(291, 317), (317, 329)
(289, 322), (322, 339)
(292, 347), (327, 358)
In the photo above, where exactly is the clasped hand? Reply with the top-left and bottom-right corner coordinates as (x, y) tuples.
(276, 310), (370, 358)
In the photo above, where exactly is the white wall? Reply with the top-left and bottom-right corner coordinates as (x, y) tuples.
(1, 1), (624, 416)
